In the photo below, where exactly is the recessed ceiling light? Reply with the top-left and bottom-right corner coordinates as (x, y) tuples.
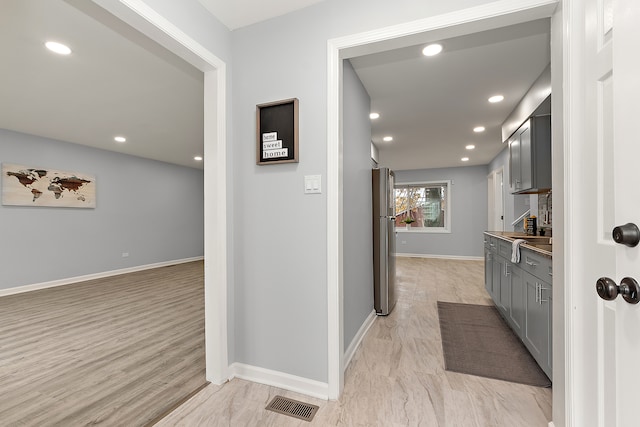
(461, 157), (470, 162)
(383, 136), (393, 142)
(369, 112), (380, 120)
(45, 41), (71, 55)
(488, 95), (504, 103)
(473, 126), (485, 133)
(422, 43), (443, 57)
(114, 136), (126, 143)
(194, 156), (203, 161)
(465, 144), (475, 150)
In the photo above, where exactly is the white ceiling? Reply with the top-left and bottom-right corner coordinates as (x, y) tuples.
(0, 1), (550, 173)
(0, 0), (204, 169)
(197, 0), (326, 30)
(351, 19), (550, 171)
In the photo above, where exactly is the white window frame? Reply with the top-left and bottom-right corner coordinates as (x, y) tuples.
(395, 180), (451, 234)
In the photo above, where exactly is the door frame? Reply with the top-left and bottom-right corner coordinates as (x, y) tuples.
(92, 0), (229, 384)
(327, 0), (563, 415)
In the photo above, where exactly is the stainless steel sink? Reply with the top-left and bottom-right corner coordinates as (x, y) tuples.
(526, 243), (552, 252)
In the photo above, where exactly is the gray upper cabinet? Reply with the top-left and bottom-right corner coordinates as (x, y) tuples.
(509, 114), (551, 194)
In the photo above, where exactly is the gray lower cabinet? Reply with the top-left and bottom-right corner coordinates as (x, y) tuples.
(483, 233), (552, 379)
(484, 247), (494, 298)
(509, 263), (525, 337)
(494, 255), (510, 317)
(523, 271), (552, 378)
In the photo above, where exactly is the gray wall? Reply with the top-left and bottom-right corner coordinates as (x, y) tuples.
(230, 0), (503, 383)
(0, 129), (204, 290)
(98, 0), (232, 63)
(342, 60), (374, 351)
(488, 146), (533, 231)
(394, 166), (487, 258)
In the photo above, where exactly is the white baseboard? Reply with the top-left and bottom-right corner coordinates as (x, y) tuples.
(396, 253), (483, 261)
(343, 309), (376, 371)
(0, 256), (205, 297)
(229, 363), (329, 400)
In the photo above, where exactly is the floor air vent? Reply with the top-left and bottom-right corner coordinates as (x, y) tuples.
(265, 395), (319, 422)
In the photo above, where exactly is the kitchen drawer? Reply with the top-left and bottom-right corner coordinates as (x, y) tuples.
(497, 239), (512, 259)
(484, 234), (497, 251)
(520, 248), (552, 282)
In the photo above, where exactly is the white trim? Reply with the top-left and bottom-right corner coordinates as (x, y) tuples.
(396, 228), (451, 234)
(229, 363), (329, 400)
(396, 253), (484, 261)
(100, 0), (230, 386)
(327, 38), (344, 400)
(395, 179), (452, 233)
(327, 0), (559, 402)
(343, 310), (376, 371)
(563, 0), (578, 424)
(0, 257), (204, 297)
(113, 0), (224, 70)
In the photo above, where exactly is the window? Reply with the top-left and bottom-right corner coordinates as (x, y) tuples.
(394, 180), (451, 233)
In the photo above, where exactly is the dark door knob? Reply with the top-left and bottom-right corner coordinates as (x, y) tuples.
(596, 277), (640, 304)
(612, 223), (640, 247)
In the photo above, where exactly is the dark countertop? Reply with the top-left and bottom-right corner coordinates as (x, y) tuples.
(484, 231), (552, 258)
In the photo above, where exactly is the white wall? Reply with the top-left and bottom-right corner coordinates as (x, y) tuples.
(230, 0), (495, 383)
(342, 60), (374, 351)
(395, 166), (488, 258)
(0, 129), (204, 290)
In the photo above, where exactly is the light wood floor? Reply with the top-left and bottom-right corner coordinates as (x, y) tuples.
(157, 257), (552, 426)
(0, 261), (206, 426)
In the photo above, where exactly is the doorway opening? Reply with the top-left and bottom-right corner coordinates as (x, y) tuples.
(488, 168), (505, 232)
(328, 0), (560, 405)
(104, 0), (230, 384)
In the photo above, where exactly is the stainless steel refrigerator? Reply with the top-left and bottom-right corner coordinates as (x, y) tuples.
(372, 167), (397, 315)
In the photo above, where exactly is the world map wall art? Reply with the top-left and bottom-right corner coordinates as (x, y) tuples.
(2, 163), (96, 208)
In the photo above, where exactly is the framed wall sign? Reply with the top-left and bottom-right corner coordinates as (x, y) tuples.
(256, 98), (299, 165)
(2, 163), (96, 208)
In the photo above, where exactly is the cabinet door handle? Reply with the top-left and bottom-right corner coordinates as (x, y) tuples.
(505, 263), (511, 276)
(539, 285), (549, 304)
(526, 260), (538, 267)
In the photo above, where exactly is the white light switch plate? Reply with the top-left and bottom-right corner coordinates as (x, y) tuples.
(304, 175), (321, 194)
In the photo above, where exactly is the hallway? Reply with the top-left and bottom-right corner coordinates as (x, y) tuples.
(159, 257), (551, 426)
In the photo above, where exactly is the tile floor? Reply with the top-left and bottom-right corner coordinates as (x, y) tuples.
(157, 257), (552, 426)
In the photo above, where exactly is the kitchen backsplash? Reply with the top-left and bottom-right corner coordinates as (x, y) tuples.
(538, 190), (552, 233)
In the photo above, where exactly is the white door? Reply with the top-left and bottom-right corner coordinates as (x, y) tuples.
(487, 172), (495, 230)
(495, 169), (504, 231)
(569, 0), (640, 425)
(487, 169), (504, 231)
